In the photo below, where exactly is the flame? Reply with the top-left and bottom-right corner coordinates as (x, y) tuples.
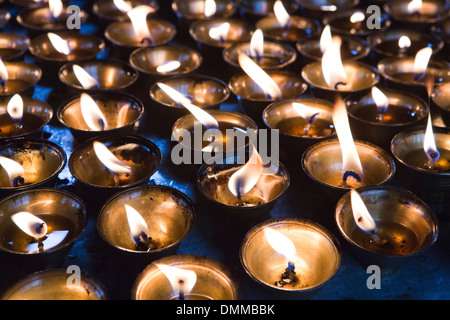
(371, 87), (389, 114)
(156, 61), (181, 73)
(156, 83), (219, 129)
(398, 36), (411, 49)
(319, 25), (332, 54)
(47, 33), (71, 55)
(407, 0), (422, 13)
(332, 98), (364, 185)
(125, 204), (150, 245)
(49, 0), (63, 19)
(228, 145), (263, 197)
(274, 0), (290, 28)
(73, 65), (99, 90)
(7, 94), (24, 122)
(350, 11), (365, 23)
(114, 0), (132, 13)
(413, 47), (433, 75)
(320, 4), (337, 11)
(264, 227), (297, 265)
(249, 29), (264, 58)
(423, 113), (440, 162)
(292, 102), (321, 121)
(208, 22), (230, 42)
(127, 5), (155, 43)
(238, 53), (282, 99)
(80, 93), (108, 131)
(93, 141), (132, 175)
(156, 264), (197, 299)
(204, 0), (217, 18)
(350, 189), (377, 233)
(0, 156), (25, 187)
(321, 36), (348, 89)
(11, 212), (48, 239)
(0, 58), (8, 81)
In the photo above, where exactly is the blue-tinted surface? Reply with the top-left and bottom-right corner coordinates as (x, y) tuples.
(0, 0), (449, 300)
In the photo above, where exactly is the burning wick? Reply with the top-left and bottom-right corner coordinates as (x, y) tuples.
(0, 57), (8, 92)
(178, 279), (185, 300)
(423, 112), (441, 170)
(274, 0), (291, 30)
(11, 211), (49, 252)
(264, 227), (299, 288)
(351, 190), (388, 247)
(125, 204), (156, 251)
(413, 47), (432, 81)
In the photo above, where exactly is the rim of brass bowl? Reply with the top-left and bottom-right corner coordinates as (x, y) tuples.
(0, 138), (67, 192)
(58, 59), (138, 91)
(1, 269), (108, 300)
(0, 33), (30, 61)
(68, 134), (162, 190)
(262, 98), (336, 140)
(239, 217), (341, 293)
(0, 96), (53, 140)
(93, 0), (159, 21)
(28, 31), (105, 63)
(301, 138), (396, 191)
(334, 185), (439, 257)
(0, 188), (87, 256)
(56, 91), (144, 135)
(129, 45), (203, 77)
(97, 185), (196, 254)
(383, 0), (450, 24)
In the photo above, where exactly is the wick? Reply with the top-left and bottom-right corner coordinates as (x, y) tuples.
(275, 261), (297, 287)
(369, 231), (388, 247)
(343, 170), (362, 188)
(35, 223), (45, 235)
(12, 176), (25, 188)
(178, 280), (185, 301)
(414, 72), (426, 81)
(236, 181), (245, 207)
(411, 10), (422, 18)
(334, 82), (347, 90)
(140, 37), (154, 46)
(133, 231), (155, 252)
(304, 112), (320, 134)
(0, 78), (5, 93)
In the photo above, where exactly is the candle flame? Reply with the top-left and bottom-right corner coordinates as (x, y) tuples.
(238, 53), (282, 99)
(350, 11), (365, 23)
(156, 264), (197, 299)
(80, 93), (108, 131)
(0, 156), (25, 187)
(320, 4), (337, 11)
(407, 0), (422, 13)
(423, 113), (440, 162)
(208, 22), (230, 42)
(204, 0), (217, 18)
(228, 145), (263, 198)
(11, 212), (48, 239)
(321, 36), (348, 89)
(371, 87), (389, 114)
(93, 141), (132, 175)
(332, 98), (364, 185)
(264, 227), (297, 266)
(73, 65), (99, 90)
(47, 33), (71, 55)
(0, 58), (8, 81)
(125, 204), (151, 245)
(292, 102), (321, 121)
(156, 61), (181, 73)
(49, 0), (64, 19)
(351, 189), (377, 233)
(319, 25), (332, 54)
(398, 35), (411, 49)
(127, 5), (155, 43)
(113, 0), (132, 13)
(274, 0), (290, 28)
(413, 47), (433, 76)
(156, 83), (219, 129)
(249, 29), (264, 58)
(7, 94), (24, 122)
